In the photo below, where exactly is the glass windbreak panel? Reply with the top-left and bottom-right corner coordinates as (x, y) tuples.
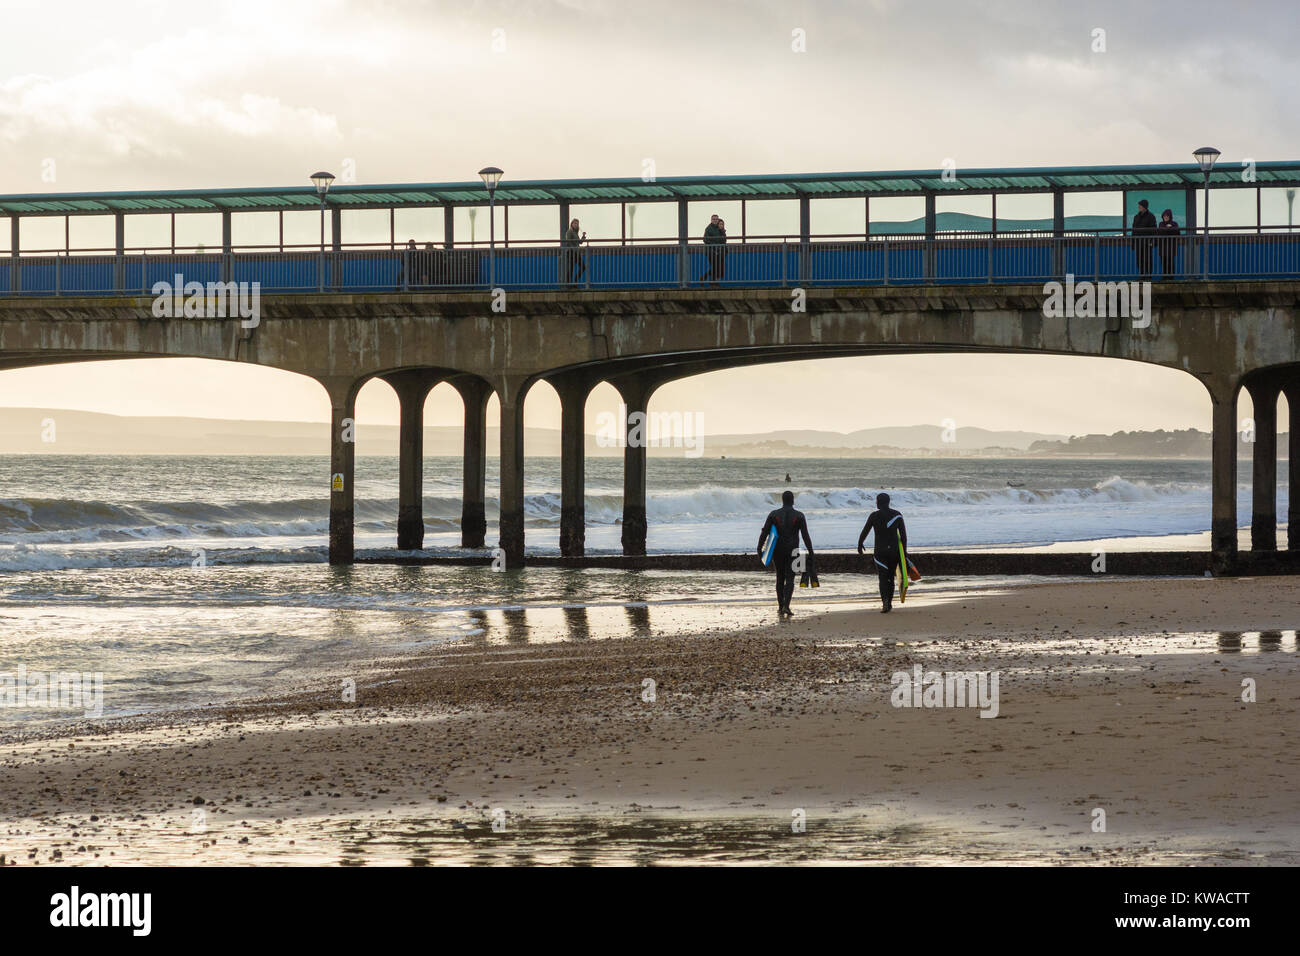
(506, 205), (561, 244)
(567, 203), (624, 244)
(125, 214), (173, 253)
(393, 207), (442, 247)
(1064, 191), (1122, 234)
(869, 196), (924, 235)
(994, 192), (1052, 234)
(338, 209), (392, 249)
(936, 194), (992, 235)
(624, 202), (677, 243)
(452, 206), (486, 246)
(810, 197), (865, 240)
(68, 216), (115, 254)
(1260, 187), (1300, 230)
(1124, 190), (1187, 233)
(230, 211), (279, 252)
(1194, 186), (1258, 233)
(19, 216), (66, 254)
(173, 213), (223, 254)
(687, 201), (742, 242)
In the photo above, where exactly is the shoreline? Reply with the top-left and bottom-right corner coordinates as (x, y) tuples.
(3, 576), (1298, 865)
(357, 547), (1300, 577)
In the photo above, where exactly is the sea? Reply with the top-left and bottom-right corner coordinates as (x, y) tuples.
(0, 454), (1279, 725)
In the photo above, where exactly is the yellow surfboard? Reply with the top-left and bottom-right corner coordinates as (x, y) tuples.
(897, 538), (909, 604)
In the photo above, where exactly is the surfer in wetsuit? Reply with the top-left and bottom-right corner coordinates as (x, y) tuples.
(757, 490), (814, 618)
(857, 492), (907, 613)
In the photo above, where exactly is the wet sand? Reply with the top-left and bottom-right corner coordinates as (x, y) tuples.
(2, 575), (1299, 865)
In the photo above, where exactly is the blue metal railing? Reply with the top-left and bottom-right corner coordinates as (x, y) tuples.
(3, 232), (1299, 297)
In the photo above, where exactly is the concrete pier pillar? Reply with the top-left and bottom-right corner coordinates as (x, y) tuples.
(322, 376), (362, 566)
(454, 377), (493, 549)
(382, 370), (441, 550)
(1287, 384), (1300, 551)
(617, 377), (654, 557)
(497, 377), (531, 568)
(555, 376), (594, 557)
(1208, 376), (1241, 573)
(1247, 380), (1279, 552)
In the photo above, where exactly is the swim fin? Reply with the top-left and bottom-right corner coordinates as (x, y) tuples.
(799, 552), (819, 588)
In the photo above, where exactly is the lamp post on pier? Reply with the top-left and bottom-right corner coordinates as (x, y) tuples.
(1192, 147), (1220, 279)
(311, 171), (335, 290)
(478, 166), (504, 288)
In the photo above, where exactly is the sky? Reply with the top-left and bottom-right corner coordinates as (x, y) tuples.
(1, 0), (1295, 436)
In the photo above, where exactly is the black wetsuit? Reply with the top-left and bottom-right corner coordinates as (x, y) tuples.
(758, 505), (812, 612)
(858, 507), (907, 609)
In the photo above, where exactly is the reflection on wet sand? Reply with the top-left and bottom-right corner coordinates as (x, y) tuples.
(502, 608), (529, 644)
(1218, 631), (1243, 653)
(563, 605), (591, 641)
(465, 610), (490, 646)
(59, 812), (1288, 867)
(449, 601), (680, 644)
(1216, 629), (1297, 653)
(624, 603), (652, 638)
(320, 813), (1300, 866)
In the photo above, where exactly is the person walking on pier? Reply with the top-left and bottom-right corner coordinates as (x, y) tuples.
(563, 218), (587, 283)
(857, 493), (908, 613)
(698, 214), (726, 284)
(758, 490), (814, 618)
(1131, 199), (1157, 277)
(1156, 209), (1181, 279)
(398, 239), (418, 289)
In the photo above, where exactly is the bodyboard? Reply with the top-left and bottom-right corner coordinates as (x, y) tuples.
(761, 524), (777, 567)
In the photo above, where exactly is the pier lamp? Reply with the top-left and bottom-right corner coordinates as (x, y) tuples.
(478, 166), (504, 287)
(1193, 147), (1220, 278)
(311, 171), (335, 253)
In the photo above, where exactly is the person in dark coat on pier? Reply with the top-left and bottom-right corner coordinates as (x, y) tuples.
(1156, 209), (1181, 279)
(1131, 199), (1157, 277)
(698, 215), (726, 284)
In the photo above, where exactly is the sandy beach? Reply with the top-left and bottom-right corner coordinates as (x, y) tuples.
(2, 574), (1298, 866)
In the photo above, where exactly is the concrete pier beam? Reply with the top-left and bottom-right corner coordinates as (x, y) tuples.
(497, 376), (531, 568)
(1208, 375), (1241, 572)
(615, 376), (654, 557)
(553, 374), (596, 557)
(382, 369), (442, 550)
(1247, 380), (1280, 552)
(453, 376), (493, 549)
(321, 375), (363, 566)
(1288, 383), (1300, 551)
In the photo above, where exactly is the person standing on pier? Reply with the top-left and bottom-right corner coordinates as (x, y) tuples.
(857, 493), (908, 613)
(713, 218), (728, 282)
(564, 218), (587, 283)
(758, 490), (814, 618)
(1131, 199), (1157, 277)
(1156, 209), (1181, 279)
(698, 214), (726, 284)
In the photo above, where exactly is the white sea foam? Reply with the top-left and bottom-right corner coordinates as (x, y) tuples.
(0, 473), (1271, 571)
